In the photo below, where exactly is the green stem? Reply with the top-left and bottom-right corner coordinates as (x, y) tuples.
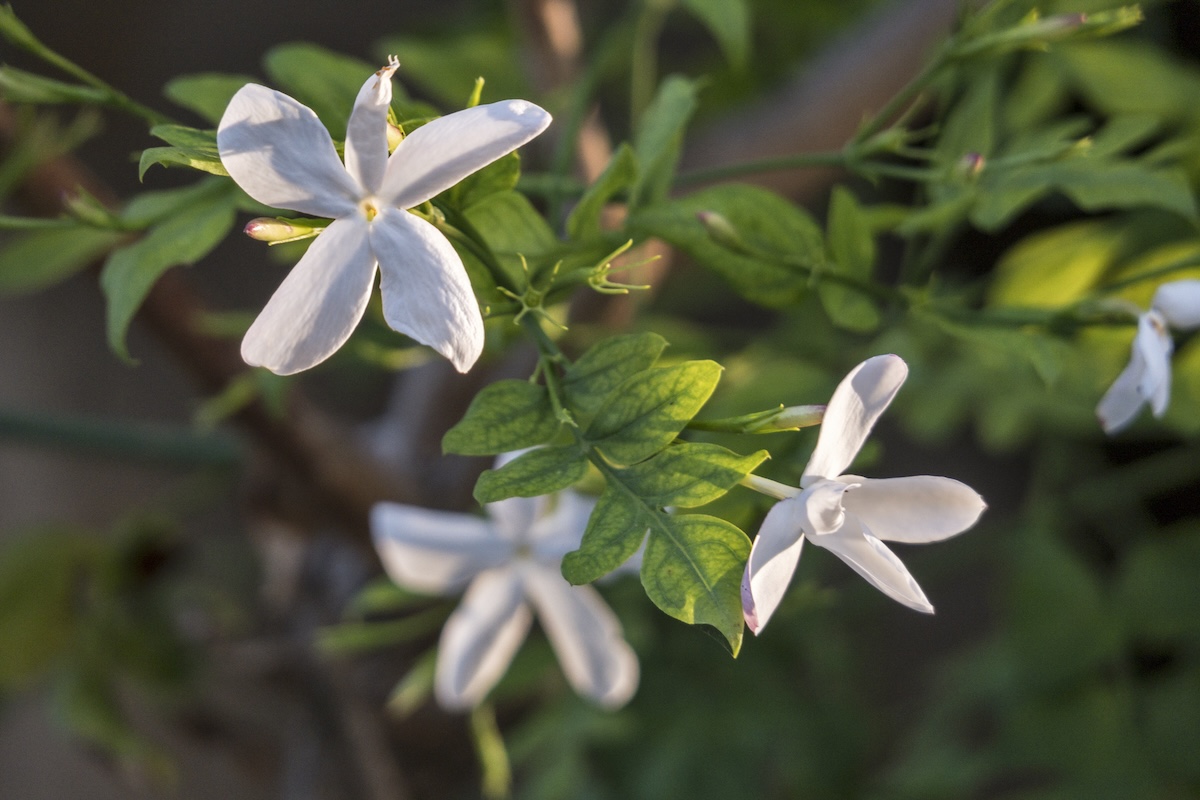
(854, 47), (947, 144)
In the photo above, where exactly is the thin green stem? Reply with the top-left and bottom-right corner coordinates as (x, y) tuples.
(854, 48), (947, 144)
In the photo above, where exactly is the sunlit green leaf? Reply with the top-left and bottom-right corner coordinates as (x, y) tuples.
(631, 75), (698, 209)
(562, 332), (668, 415)
(442, 379), (559, 456)
(474, 445), (588, 503)
(618, 443), (767, 508)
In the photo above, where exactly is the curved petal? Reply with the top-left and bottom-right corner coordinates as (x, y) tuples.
(435, 569), (531, 710)
(379, 100), (552, 209)
(218, 83), (358, 218)
(370, 502), (511, 594)
(1097, 338), (1149, 434)
(809, 517), (934, 613)
(803, 355), (908, 484)
(370, 207), (484, 372)
(840, 475), (985, 543)
(523, 565), (639, 708)
(741, 496), (807, 634)
(344, 61), (398, 195)
(1152, 279), (1200, 330)
(797, 478), (853, 537)
(1134, 311), (1173, 417)
(241, 216), (376, 375)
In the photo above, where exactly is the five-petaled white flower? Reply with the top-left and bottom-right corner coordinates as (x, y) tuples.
(371, 468), (639, 710)
(1096, 279), (1200, 435)
(741, 354), (986, 634)
(217, 59), (551, 375)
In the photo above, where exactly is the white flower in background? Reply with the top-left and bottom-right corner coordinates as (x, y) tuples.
(1097, 279), (1200, 434)
(370, 467), (639, 710)
(742, 355), (986, 634)
(218, 59), (551, 374)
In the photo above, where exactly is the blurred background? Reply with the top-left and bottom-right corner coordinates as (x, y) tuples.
(3, 0), (1200, 798)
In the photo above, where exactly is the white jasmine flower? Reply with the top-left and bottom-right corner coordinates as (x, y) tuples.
(1097, 279), (1200, 434)
(218, 59), (551, 374)
(371, 467), (638, 710)
(741, 355), (986, 634)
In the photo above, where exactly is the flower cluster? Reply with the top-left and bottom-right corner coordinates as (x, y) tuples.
(371, 459), (640, 710)
(1097, 279), (1200, 434)
(218, 58), (551, 375)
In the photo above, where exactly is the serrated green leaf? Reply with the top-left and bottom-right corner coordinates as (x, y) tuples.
(138, 146), (228, 179)
(561, 489), (648, 585)
(680, 0), (750, 67)
(562, 332), (668, 415)
(0, 65), (106, 105)
(474, 445), (588, 504)
(585, 360), (722, 466)
(263, 44), (378, 139)
(163, 73), (256, 125)
(0, 225), (125, 295)
(442, 379), (559, 455)
(567, 144), (639, 240)
(631, 75), (698, 209)
(631, 184), (818, 307)
(821, 187), (880, 333)
(642, 513), (749, 654)
(101, 179), (236, 362)
(619, 443), (767, 508)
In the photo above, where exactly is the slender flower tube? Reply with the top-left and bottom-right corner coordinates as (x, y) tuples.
(1097, 279), (1200, 434)
(371, 463), (639, 710)
(217, 59), (551, 374)
(742, 355), (986, 634)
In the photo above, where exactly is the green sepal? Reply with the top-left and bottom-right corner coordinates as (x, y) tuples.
(442, 379), (559, 456)
(473, 445), (588, 504)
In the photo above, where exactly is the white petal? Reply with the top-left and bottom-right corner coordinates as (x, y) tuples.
(741, 497), (807, 634)
(370, 502), (511, 594)
(370, 207), (484, 372)
(797, 478), (853, 537)
(217, 83), (359, 218)
(241, 216), (376, 375)
(840, 475), (985, 543)
(1152, 279), (1200, 330)
(528, 490), (596, 561)
(1097, 342), (1149, 434)
(344, 61), (398, 195)
(803, 355), (908, 484)
(1134, 311), (1173, 417)
(809, 517), (934, 613)
(523, 565), (639, 708)
(485, 494), (542, 546)
(435, 569), (531, 710)
(379, 100), (552, 209)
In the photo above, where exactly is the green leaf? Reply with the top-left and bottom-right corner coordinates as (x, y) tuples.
(618, 443), (767, 508)
(0, 66), (106, 105)
(0, 225), (124, 295)
(163, 73), (256, 125)
(474, 445), (588, 504)
(149, 124), (217, 150)
(442, 379), (559, 456)
(449, 151), (521, 211)
(642, 513), (749, 655)
(566, 144), (639, 240)
(631, 75), (699, 209)
(138, 146), (228, 179)
(561, 489), (648, 585)
(679, 0), (750, 67)
(585, 360), (722, 466)
(562, 332), (668, 415)
(100, 179), (236, 361)
(988, 220), (1120, 308)
(120, 179), (230, 228)
(631, 184), (818, 307)
(1057, 41), (1200, 123)
(0, 530), (95, 688)
(263, 44), (378, 139)
(821, 186), (880, 333)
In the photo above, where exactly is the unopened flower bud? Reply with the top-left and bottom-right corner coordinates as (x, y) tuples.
(697, 211), (747, 252)
(386, 122), (405, 153)
(761, 404), (826, 431)
(956, 152), (985, 180)
(243, 217), (325, 244)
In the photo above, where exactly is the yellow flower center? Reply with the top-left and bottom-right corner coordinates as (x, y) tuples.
(360, 197), (381, 222)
